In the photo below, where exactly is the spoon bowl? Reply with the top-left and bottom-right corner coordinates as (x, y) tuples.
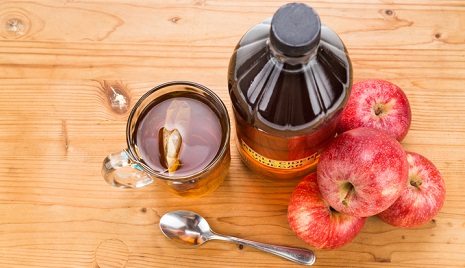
(159, 210), (315, 266)
(160, 210), (210, 246)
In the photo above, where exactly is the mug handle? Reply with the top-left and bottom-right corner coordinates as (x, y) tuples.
(101, 149), (154, 188)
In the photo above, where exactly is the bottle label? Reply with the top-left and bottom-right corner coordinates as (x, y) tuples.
(241, 140), (318, 169)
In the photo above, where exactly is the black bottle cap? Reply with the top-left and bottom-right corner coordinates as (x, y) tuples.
(270, 3), (321, 57)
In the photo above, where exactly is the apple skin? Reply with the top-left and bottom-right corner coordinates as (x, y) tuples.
(377, 152), (446, 228)
(317, 127), (409, 218)
(336, 79), (412, 142)
(288, 173), (366, 250)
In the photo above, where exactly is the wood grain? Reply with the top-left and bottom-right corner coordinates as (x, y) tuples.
(1, 0), (465, 267)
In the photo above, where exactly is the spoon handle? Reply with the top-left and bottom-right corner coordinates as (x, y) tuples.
(210, 231), (315, 266)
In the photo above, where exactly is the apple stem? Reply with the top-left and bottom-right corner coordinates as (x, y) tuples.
(342, 183), (354, 206)
(410, 179), (423, 188)
(374, 104), (384, 116)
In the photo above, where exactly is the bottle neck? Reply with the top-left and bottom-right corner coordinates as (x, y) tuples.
(268, 40), (318, 65)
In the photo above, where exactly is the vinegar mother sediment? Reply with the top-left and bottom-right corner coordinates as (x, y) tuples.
(228, 3), (352, 180)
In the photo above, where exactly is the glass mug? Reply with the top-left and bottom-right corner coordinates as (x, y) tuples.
(102, 81), (231, 198)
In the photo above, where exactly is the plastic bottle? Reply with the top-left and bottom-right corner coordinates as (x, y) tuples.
(228, 2), (352, 180)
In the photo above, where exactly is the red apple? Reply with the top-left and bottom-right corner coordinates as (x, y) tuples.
(336, 79), (411, 142)
(377, 151), (446, 228)
(317, 127), (409, 218)
(288, 173), (366, 249)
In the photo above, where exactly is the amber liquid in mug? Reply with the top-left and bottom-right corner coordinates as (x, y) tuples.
(135, 96), (222, 177)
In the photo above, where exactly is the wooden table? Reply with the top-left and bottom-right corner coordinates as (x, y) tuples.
(1, 1), (464, 267)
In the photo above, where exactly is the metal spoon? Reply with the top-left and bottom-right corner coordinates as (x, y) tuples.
(159, 210), (315, 266)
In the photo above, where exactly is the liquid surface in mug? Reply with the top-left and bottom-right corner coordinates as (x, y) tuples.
(135, 97), (222, 176)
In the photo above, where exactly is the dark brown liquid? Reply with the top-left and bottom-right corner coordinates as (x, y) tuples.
(135, 97), (222, 176)
(228, 19), (351, 179)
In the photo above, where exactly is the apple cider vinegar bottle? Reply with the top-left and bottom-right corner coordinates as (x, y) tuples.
(228, 3), (352, 180)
